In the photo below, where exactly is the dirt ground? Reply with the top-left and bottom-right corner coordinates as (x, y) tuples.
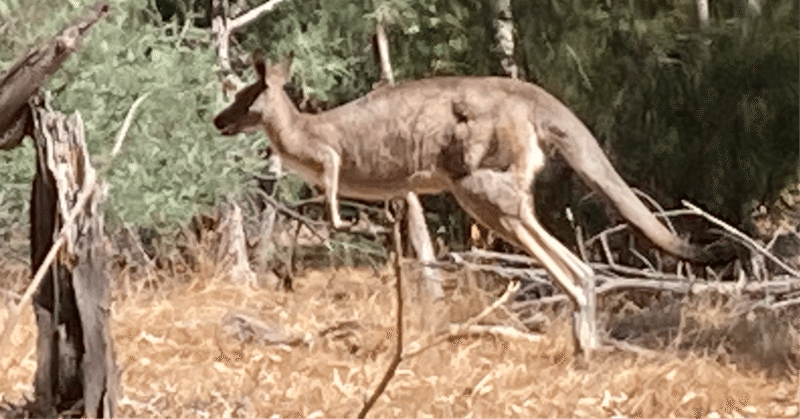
(1, 265), (798, 418)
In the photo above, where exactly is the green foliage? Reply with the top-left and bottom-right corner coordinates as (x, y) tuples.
(0, 0), (101, 258)
(0, 0), (86, 59)
(234, 0), (503, 102)
(0, 141), (35, 257)
(67, 9), (265, 233)
(235, 0), (378, 102)
(599, 0), (798, 222)
(514, 0), (798, 224)
(1, 0), (266, 245)
(0, 0), (796, 260)
(379, 0), (494, 78)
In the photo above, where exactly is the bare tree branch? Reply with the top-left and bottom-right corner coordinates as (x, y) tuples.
(683, 200), (800, 278)
(228, 0), (291, 32)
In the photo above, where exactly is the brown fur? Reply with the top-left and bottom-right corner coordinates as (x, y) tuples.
(213, 52), (733, 353)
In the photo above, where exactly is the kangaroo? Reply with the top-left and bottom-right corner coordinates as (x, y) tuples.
(213, 51), (733, 353)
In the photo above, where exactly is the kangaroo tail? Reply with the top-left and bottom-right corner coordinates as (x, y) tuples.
(545, 119), (735, 264)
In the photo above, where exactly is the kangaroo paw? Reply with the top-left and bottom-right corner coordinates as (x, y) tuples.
(331, 218), (353, 231)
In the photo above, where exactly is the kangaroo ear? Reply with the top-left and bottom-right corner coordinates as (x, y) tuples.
(276, 51), (294, 78)
(252, 49), (266, 80)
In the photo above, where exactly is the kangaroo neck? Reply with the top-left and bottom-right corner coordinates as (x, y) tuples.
(262, 91), (311, 156)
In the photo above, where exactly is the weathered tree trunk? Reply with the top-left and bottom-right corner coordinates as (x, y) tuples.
(0, 4), (113, 417)
(29, 93), (117, 418)
(696, 0), (709, 28)
(746, 0), (761, 16)
(375, 20), (394, 85)
(490, 0), (518, 79)
(30, 134), (76, 416)
(217, 201), (257, 286)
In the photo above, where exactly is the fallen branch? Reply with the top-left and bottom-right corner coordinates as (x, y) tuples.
(594, 276), (799, 296)
(683, 200), (800, 278)
(510, 295), (569, 311)
(591, 263), (688, 281)
(584, 209), (698, 247)
(444, 323), (542, 343)
(258, 189), (390, 243)
(600, 232), (616, 266)
(436, 256), (800, 314)
(631, 187), (677, 234)
(629, 247), (656, 271)
(440, 253), (551, 285)
(454, 249), (540, 267)
(257, 190), (328, 236)
(765, 297), (800, 310)
(288, 194), (390, 219)
(606, 338), (660, 357)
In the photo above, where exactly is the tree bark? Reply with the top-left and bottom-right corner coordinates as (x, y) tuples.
(696, 0), (709, 28)
(490, 0), (518, 79)
(29, 93), (117, 417)
(746, 0), (761, 15)
(375, 21), (394, 85)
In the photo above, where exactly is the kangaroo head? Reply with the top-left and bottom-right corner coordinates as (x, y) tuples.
(213, 50), (294, 136)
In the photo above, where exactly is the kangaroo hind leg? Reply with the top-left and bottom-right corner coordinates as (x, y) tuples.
(450, 169), (598, 354)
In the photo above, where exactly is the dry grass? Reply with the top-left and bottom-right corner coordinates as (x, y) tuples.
(1, 262), (798, 418)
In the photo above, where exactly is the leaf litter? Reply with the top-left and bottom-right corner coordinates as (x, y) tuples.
(0, 264), (797, 418)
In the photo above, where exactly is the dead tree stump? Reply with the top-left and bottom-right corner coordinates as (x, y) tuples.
(29, 93), (117, 417)
(0, 3), (113, 416)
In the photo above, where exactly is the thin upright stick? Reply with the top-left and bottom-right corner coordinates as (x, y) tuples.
(358, 200), (405, 419)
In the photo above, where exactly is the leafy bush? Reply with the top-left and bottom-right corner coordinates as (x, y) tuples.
(0, 0), (266, 253)
(514, 0), (798, 225)
(0, 0), (796, 262)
